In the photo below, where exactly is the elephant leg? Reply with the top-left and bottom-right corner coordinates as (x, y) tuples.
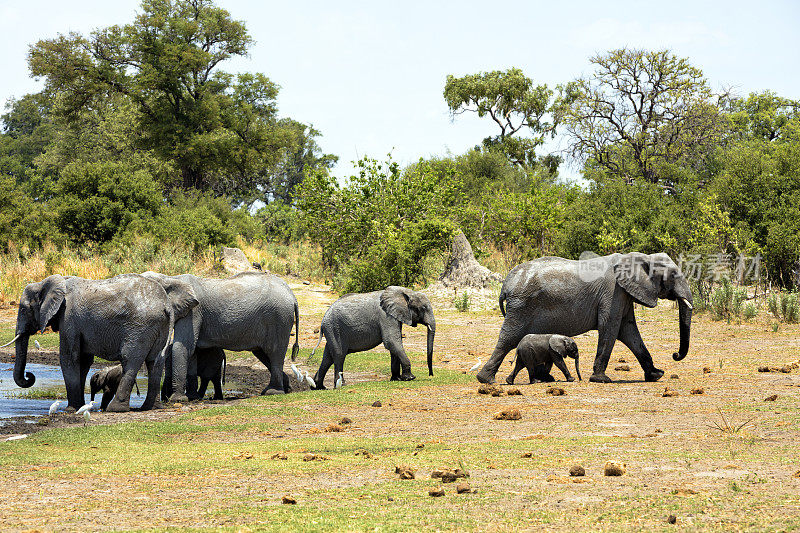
(195, 377), (209, 400)
(79, 351), (93, 398)
(531, 362), (554, 383)
(506, 355), (525, 385)
(590, 315), (623, 383)
(477, 317), (529, 384)
(389, 353), (402, 381)
(618, 311), (664, 382)
(186, 373), (200, 400)
(169, 319), (195, 403)
(106, 360), (141, 413)
(212, 377), (224, 399)
(140, 352), (165, 411)
(100, 390), (114, 411)
(313, 342), (338, 390)
(383, 339), (414, 381)
(254, 339), (288, 395)
(161, 348), (173, 402)
(59, 334), (84, 410)
(550, 354), (574, 382)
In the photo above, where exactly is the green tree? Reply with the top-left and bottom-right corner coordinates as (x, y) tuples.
(561, 48), (727, 189)
(0, 93), (54, 179)
(730, 91), (800, 143)
(28, 0), (303, 195)
(444, 68), (557, 168)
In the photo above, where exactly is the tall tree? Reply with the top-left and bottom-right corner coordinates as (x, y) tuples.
(27, 0), (301, 193)
(444, 68), (557, 168)
(560, 48), (726, 188)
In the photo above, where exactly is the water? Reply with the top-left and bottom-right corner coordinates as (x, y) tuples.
(0, 362), (147, 423)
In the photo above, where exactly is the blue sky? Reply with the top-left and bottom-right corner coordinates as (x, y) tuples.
(1, 1), (798, 181)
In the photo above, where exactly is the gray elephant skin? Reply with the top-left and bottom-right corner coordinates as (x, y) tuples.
(506, 334), (580, 384)
(143, 271), (299, 400)
(478, 252), (693, 384)
(187, 347), (225, 400)
(90, 365), (124, 410)
(6, 274), (198, 411)
(310, 286), (435, 388)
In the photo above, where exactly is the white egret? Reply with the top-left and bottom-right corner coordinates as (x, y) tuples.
(83, 409), (91, 427)
(334, 373), (343, 389)
(76, 400), (96, 416)
(469, 360), (481, 372)
(6, 434), (28, 441)
(303, 370), (316, 389)
(48, 400), (63, 416)
(290, 363), (303, 382)
(34, 340), (42, 350)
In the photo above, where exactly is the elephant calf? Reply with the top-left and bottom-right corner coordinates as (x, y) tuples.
(187, 348), (225, 401)
(90, 365), (124, 411)
(506, 334), (581, 384)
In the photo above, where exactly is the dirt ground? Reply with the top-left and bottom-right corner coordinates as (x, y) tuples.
(1, 279), (800, 531)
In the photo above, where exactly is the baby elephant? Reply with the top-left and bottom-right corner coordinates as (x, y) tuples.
(506, 334), (581, 384)
(90, 365), (124, 410)
(186, 347), (226, 400)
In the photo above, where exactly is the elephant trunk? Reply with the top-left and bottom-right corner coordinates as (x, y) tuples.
(426, 317), (435, 377)
(673, 297), (693, 361)
(14, 332), (35, 388)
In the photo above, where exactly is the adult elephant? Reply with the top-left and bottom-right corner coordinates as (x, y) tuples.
(143, 271), (299, 400)
(2, 274), (197, 411)
(476, 252), (693, 384)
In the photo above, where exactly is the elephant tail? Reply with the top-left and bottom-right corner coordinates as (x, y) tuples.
(290, 299), (300, 362)
(222, 352), (227, 386)
(498, 290), (507, 317)
(310, 326), (324, 358)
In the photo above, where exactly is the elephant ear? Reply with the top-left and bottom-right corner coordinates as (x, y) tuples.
(39, 275), (67, 333)
(613, 255), (659, 308)
(548, 335), (568, 357)
(159, 278), (199, 320)
(379, 286), (413, 326)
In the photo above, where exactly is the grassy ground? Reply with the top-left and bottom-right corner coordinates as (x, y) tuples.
(1, 279), (800, 531)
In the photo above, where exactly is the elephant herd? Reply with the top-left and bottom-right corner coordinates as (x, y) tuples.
(2, 251), (693, 413)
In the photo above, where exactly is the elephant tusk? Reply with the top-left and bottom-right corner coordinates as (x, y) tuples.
(0, 334), (21, 348)
(680, 298), (693, 310)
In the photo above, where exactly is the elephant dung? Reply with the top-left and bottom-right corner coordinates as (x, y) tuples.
(494, 408), (522, 420)
(372, 401), (382, 407)
(603, 461), (627, 476)
(618, 357), (627, 363)
(520, 452), (533, 458)
(793, 470), (800, 478)
(478, 384), (502, 395)
(303, 453), (328, 462)
(764, 394), (778, 402)
(506, 387), (523, 396)
(703, 366), (712, 374)
(282, 495), (297, 505)
(428, 487), (445, 497)
(270, 453), (288, 460)
(440, 471), (459, 483)
(340, 417), (353, 425)
(546, 387), (566, 396)
(661, 388), (679, 397)
(569, 465), (586, 477)
(615, 365), (631, 372)
(456, 482), (473, 494)
(667, 515), (677, 525)
(395, 465), (416, 479)
(355, 450), (374, 459)
(325, 423), (343, 432)
(690, 387), (705, 395)
(670, 374), (679, 379)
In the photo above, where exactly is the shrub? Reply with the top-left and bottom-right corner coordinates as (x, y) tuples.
(454, 291), (470, 312)
(743, 303), (757, 320)
(709, 278), (748, 321)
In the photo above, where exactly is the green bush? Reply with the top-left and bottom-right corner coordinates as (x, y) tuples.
(743, 303), (757, 320)
(709, 278), (748, 321)
(454, 291), (470, 312)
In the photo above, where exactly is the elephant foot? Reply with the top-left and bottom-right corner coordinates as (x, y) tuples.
(566, 376), (575, 382)
(476, 369), (496, 384)
(589, 372), (613, 383)
(261, 387), (285, 395)
(390, 376), (399, 381)
(399, 373), (416, 381)
(644, 368), (665, 382)
(505, 375), (515, 385)
(105, 400), (131, 413)
(168, 393), (189, 404)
